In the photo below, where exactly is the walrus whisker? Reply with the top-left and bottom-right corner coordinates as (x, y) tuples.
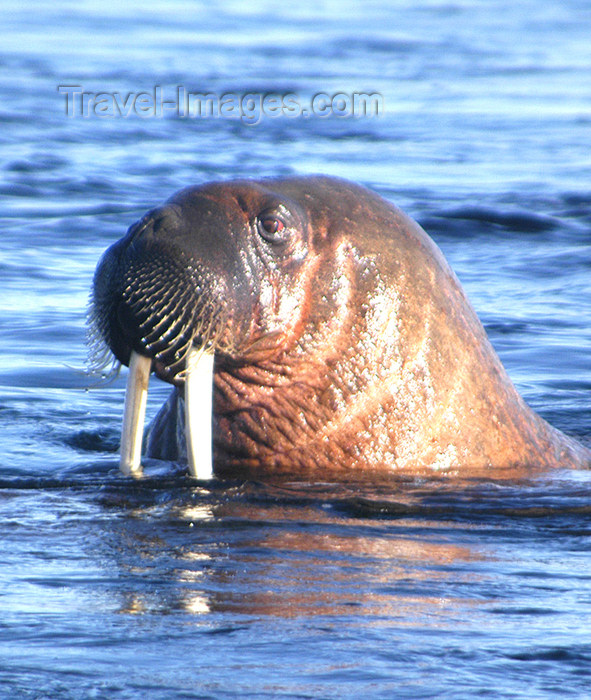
(85, 359), (122, 388)
(141, 305), (195, 347)
(139, 295), (192, 341)
(172, 324), (217, 383)
(124, 281), (178, 316)
(154, 342), (194, 379)
(85, 304), (122, 384)
(142, 303), (200, 363)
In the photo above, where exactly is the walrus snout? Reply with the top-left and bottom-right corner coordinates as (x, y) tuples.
(90, 209), (223, 385)
(90, 183), (314, 385)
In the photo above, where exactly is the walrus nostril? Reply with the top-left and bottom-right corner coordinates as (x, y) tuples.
(123, 208), (179, 243)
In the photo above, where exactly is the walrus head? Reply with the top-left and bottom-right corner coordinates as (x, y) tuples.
(90, 180), (316, 384)
(89, 176), (591, 479)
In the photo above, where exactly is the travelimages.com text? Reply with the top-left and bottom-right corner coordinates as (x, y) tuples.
(57, 85), (384, 124)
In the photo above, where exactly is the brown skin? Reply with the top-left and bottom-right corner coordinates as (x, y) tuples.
(93, 176), (591, 479)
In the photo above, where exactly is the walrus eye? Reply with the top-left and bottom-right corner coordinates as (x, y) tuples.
(257, 214), (287, 243)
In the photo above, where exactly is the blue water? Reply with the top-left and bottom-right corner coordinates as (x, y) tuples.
(2, 0), (591, 697)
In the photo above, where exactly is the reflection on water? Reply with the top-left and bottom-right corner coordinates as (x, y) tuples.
(97, 479), (517, 622)
(3, 460), (591, 696)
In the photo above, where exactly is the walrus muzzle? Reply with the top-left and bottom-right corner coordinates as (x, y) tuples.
(89, 212), (224, 479)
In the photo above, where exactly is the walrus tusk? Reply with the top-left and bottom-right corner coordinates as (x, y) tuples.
(184, 347), (215, 480)
(120, 351), (151, 477)
(120, 348), (215, 479)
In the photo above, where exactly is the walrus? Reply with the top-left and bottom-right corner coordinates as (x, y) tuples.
(88, 175), (591, 479)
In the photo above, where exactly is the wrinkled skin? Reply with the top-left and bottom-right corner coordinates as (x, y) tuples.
(91, 176), (591, 479)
